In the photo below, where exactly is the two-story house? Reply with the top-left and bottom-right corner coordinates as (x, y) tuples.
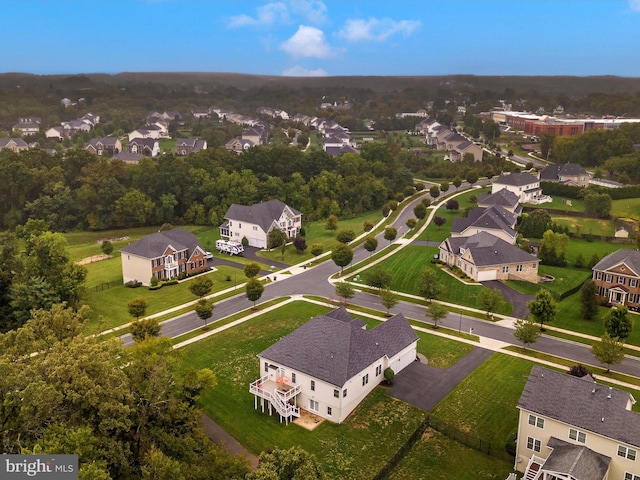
(492, 172), (550, 204)
(450, 205), (518, 244)
(249, 307), (418, 425)
(175, 138), (207, 156)
(0, 138), (29, 152)
(592, 249), (640, 309)
(128, 137), (159, 157)
(220, 199), (302, 249)
(120, 228), (208, 285)
(516, 366), (640, 480)
(86, 137), (122, 156)
(540, 163), (591, 187)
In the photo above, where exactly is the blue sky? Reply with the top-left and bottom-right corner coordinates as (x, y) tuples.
(2, 0), (640, 77)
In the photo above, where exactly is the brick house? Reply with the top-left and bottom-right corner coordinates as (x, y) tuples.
(175, 138), (207, 156)
(592, 249), (640, 310)
(120, 228), (208, 286)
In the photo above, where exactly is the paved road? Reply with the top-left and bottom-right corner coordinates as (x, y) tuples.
(120, 191), (640, 379)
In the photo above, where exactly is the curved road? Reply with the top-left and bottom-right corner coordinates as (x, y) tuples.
(121, 190), (640, 379)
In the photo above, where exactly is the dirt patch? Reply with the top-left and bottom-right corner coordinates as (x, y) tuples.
(75, 254), (111, 265)
(293, 409), (325, 431)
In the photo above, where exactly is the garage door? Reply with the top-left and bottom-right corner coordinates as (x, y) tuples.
(476, 269), (497, 281)
(250, 236), (265, 249)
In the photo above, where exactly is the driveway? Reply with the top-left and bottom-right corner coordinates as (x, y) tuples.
(387, 347), (493, 411)
(481, 280), (534, 319)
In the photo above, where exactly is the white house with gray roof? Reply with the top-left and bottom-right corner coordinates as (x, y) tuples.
(249, 307), (418, 424)
(516, 366), (640, 480)
(220, 199), (301, 248)
(492, 172), (550, 204)
(450, 205), (518, 244)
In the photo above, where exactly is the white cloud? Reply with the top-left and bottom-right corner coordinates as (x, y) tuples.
(228, 2), (288, 28)
(280, 25), (334, 58)
(630, 0), (640, 11)
(290, 0), (328, 23)
(339, 17), (420, 42)
(282, 65), (328, 77)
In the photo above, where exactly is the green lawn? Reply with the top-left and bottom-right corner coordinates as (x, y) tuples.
(430, 353), (535, 448)
(355, 245), (512, 315)
(506, 265), (590, 297)
(83, 264), (246, 332)
(257, 210), (382, 265)
(179, 301), (427, 480)
(524, 196), (585, 212)
(553, 215), (617, 237)
(417, 188), (488, 242)
(387, 428), (514, 480)
(612, 197), (640, 220)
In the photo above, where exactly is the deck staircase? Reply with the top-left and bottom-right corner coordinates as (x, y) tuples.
(250, 375), (301, 424)
(523, 455), (545, 480)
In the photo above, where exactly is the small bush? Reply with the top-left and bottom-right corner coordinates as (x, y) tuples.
(505, 430), (517, 456)
(363, 221), (374, 232)
(177, 272), (187, 280)
(150, 276), (159, 287)
(164, 279), (179, 286)
(226, 275), (232, 282)
(384, 367), (395, 384)
(148, 284), (163, 291)
(299, 227), (306, 237)
(125, 280), (142, 288)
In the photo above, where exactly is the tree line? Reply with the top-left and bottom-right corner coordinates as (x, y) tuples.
(0, 142), (415, 232)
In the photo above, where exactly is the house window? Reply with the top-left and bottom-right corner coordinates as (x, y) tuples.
(264, 362), (268, 373)
(631, 279), (638, 288)
(309, 399), (318, 412)
(619, 446), (637, 461)
(625, 474), (640, 480)
(606, 274), (613, 283)
(362, 374), (369, 386)
(528, 414), (544, 429)
(596, 271), (602, 280)
(619, 276), (626, 285)
(629, 293), (636, 304)
(569, 428), (586, 443)
(334, 389), (339, 398)
(310, 380), (315, 391)
(526, 437), (541, 452)
(502, 265), (509, 273)
(238, 223), (242, 228)
(516, 264), (523, 272)
(343, 389), (347, 398)
(291, 373), (296, 383)
(253, 226), (258, 231)
(376, 365), (382, 376)
(229, 221), (232, 227)
(199, 260), (203, 267)
(327, 406), (332, 416)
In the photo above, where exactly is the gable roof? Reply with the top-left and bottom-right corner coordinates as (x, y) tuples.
(478, 188), (520, 210)
(0, 138), (28, 148)
(129, 137), (157, 148)
(224, 199), (301, 233)
(493, 172), (539, 187)
(120, 228), (203, 259)
(543, 437), (610, 480)
(451, 206), (517, 238)
(540, 163), (588, 181)
(259, 308), (418, 387)
(593, 249), (640, 276)
(444, 231), (538, 266)
(88, 137), (118, 149)
(518, 366), (640, 448)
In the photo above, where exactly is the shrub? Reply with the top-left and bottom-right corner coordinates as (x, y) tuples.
(404, 185), (416, 197)
(148, 284), (163, 291)
(395, 192), (405, 202)
(363, 221), (374, 232)
(241, 236), (249, 247)
(125, 280), (142, 288)
(150, 276), (159, 287)
(225, 275), (232, 282)
(299, 227), (306, 237)
(164, 279), (179, 286)
(384, 367), (395, 384)
(389, 200), (398, 211)
(177, 272), (187, 280)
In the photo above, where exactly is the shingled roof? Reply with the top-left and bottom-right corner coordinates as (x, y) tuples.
(540, 163), (588, 181)
(120, 228), (203, 259)
(493, 171), (538, 187)
(543, 437), (610, 480)
(592, 249), (640, 277)
(518, 366), (640, 448)
(445, 231), (538, 266)
(224, 200), (300, 233)
(451, 205), (517, 238)
(259, 307), (418, 387)
(478, 188), (520, 210)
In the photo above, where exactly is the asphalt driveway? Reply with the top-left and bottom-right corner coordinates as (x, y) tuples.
(387, 347), (493, 412)
(481, 280), (534, 320)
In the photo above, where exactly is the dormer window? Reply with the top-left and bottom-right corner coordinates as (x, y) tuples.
(459, 248), (466, 254)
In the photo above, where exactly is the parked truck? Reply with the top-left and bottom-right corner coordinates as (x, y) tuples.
(216, 239), (244, 256)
